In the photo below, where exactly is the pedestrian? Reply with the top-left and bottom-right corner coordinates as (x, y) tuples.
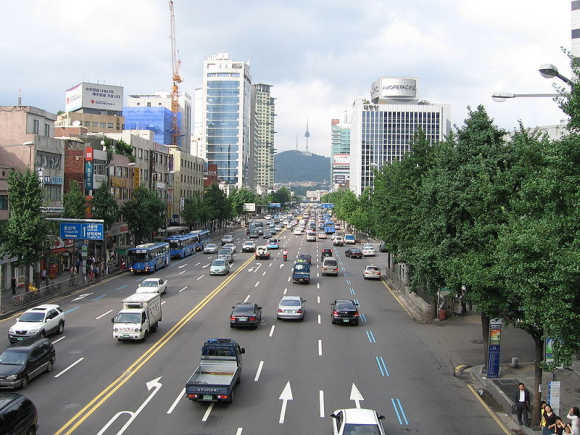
(567, 407), (580, 435)
(11, 276), (16, 295)
(513, 382), (530, 426)
(544, 405), (557, 435)
(41, 268), (47, 287)
(540, 401), (548, 430)
(554, 417), (569, 435)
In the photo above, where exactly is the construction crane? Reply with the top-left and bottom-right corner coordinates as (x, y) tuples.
(169, 0), (182, 146)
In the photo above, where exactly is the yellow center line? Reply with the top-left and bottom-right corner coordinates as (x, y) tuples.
(56, 254), (255, 435)
(381, 280), (414, 319)
(466, 384), (511, 435)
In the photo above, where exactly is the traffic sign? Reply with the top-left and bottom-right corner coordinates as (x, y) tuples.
(60, 222), (104, 240)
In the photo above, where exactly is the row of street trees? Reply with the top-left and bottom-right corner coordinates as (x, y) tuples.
(323, 67), (579, 425)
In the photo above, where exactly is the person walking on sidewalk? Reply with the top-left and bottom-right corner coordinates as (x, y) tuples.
(544, 405), (557, 435)
(567, 407), (580, 435)
(514, 382), (531, 426)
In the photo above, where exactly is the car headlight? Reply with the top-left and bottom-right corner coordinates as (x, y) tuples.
(28, 329), (40, 334)
(6, 375), (18, 381)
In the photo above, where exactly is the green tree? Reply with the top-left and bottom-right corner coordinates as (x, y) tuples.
(229, 188), (259, 216)
(182, 193), (207, 229)
(63, 181), (86, 219)
(203, 184), (231, 228)
(91, 184), (118, 231)
(1, 170), (48, 291)
(121, 187), (165, 243)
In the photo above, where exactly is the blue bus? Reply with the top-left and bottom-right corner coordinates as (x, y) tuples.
(128, 242), (170, 273)
(167, 233), (199, 259)
(324, 222), (336, 234)
(190, 229), (210, 251)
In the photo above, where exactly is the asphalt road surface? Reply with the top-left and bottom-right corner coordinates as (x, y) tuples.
(0, 226), (503, 434)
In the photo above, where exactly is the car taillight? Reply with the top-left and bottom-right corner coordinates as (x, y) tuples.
(188, 393), (198, 399)
(333, 311), (339, 316)
(218, 394), (229, 400)
(354, 312), (360, 317)
(230, 316), (236, 321)
(277, 309), (283, 313)
(249, 316), (256, 321)
(296, 309), (303, 314)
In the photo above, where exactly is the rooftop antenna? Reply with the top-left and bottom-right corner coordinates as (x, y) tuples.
(304, 120), (310, 153)
(17, 88), (22, 107)
(295, 134), (298, 151)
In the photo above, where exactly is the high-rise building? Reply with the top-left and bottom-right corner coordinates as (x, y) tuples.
(330, 118), (350, 189)
(573, 1), (580, 58)
(349, 78), (450, 196)
(251, 83), (275, 190)
(201, 53), (252, 189)
(125, 91), (192, 153)
(191, 87), (204, 158)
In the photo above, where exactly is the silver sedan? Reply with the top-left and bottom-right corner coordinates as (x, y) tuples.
(276, 296), (305, 320)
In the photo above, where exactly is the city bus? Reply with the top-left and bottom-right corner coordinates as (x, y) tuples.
(324, 221), (336, 234)
(191, 229), (210, 251)
(127, 242), (170, 273)
(167, 233), (198, 259)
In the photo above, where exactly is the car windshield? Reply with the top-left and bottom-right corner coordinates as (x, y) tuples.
(294, 264), (307, 271)
(218, 249), (230, 255)
(115, 313), (141, 323)
(281, 299), (301, 306)
(206, 244), (216, 249)
(345, 235), (354, 239)
(212, 260), (226, 266)
(336, 302), (355, 310)
(324, 259), (338, 266)
(140, 280), (158, 287)
(352, 248), (361, 253)
(0, 349), (27, 365)
(234, 305), (254, 313)
(367, 267), (379, 271)
(343, 423), (381, 434)
(19, 312), (45, 322)
(364, 245), (373, 249)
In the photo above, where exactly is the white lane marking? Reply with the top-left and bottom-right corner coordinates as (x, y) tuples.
(243, 294), (251, 303)
(269, 325), (275, 337)
(317, 282), (320, 289)
(178, 270), (186, 275)
(54, 357), (84, 378)
(254, 360), (264, 382)
(236, 429), (243, 435)
(279, 264), (284, 269)
(195, 262), (200, 266)
(202, 263), (210, 268)
(319, 390), (325, 418)
(318, 339), (323, 356)
(96, 309), (113, 320)
(317, 272), (320, 278)
(283, 288), (287, 295)
(255, 281), (260, 287)
(201, 403), (214, 422)
(178, 286), (188, 293)
(278, 382), (293, 424)
(317, 296), (321, 304)
(178, 263), (188, 269)
(317, 314), (321, 325)
(161, 301), (166, 305)
(52, 336), (66, 344)
(166, 388), (185, 414)
(248, 268), (254, 272)
(262, 271), (266, 276)
(197, 275), (204, 280)
(72, 292), (93, 302)
(288, 276), (291, 282)
(269, 263), (272, 268)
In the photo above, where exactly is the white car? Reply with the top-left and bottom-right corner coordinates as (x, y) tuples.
(136, 278), (168, 295)
(8, 304), (65, 343)
(363, 265), (381, 280)
(331, 408), (386, 435)
(333, 236), (344, 246)
(293, 228), (303, 235)
(317, 232), (327, 239)
(242, 240), (256, 252)
(362, 244), (376, 256)
(223, 243), (237, 253)
(221, 234), (234, 245)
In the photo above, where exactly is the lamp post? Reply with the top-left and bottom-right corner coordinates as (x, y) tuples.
(538, 64), (574, 87)
(491, 92), (559, 102)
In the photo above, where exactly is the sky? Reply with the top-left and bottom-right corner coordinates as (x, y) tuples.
(0, 0), (572, 157)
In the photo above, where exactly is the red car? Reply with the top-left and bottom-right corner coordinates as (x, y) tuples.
(345, 248), (363, 259)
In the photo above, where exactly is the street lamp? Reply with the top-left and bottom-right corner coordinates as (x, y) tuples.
(538, 64), (574, 86)
(491, 92), (558, 102)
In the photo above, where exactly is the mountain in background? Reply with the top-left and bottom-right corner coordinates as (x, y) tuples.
(274, 150), (330, 183)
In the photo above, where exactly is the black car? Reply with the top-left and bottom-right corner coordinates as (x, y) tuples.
(263, 231), (272, 239)
(330, 299), (360, 325)
(0, 392), (38, 434)
(321, 248), (333, 261)
(379, 241), (388, 252)
(0, 339), (55, 389)
(345, 248), (363, 259)
(297, 254), (312, 265)
(230, 303), (262, 328)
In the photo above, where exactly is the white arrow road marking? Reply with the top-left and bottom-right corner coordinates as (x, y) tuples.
(201, 403), (214, 422)
(254, 360), (264, 382)
(279, 264), (284, 269)
(283, 288), (287, 295)
(278, 381), (293, 424)
(52, 336), (66, 345)
(317, 296), (321, 304)
(96, 309), (113, 320)
(197, 275), (204, 280)
(161, 301), (166, 305)
(318, 339), (323, 356)
(236, 428), (243, 435)
(255, 281), (260, 287)
(269, 325), (275, 337)
(72, 293), (93, 302)
(350, 383), (364, 409)
(54, 357), (84, 378)
(178, 286), (188, 293)
(195, 262), (200, 266)
(317, 314), (321, 325)
(202, 263), (210, 268)
(97, 377), (163, 435)
(243, 294), (251, 303)
(319, 390), (325, 417)
(248, 268), (254, 272)
(288, 276), (291, 282)
(178, 270), (186, 275)
(178, 263), (188, 269)
(166, 388), (185, 414)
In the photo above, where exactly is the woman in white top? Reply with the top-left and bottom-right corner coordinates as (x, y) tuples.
(568, 407), (580, 435)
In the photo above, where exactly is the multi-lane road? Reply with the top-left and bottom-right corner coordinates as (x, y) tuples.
(0, 226), (503, 434)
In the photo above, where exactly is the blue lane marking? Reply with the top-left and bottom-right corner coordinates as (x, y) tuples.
(91, 294), (106, 301)
(360, 313), (367, 324)
(391, 398), (408, 425)
(366, 329), (376, 343)
(378, 356), (389, 376)
(396, 398), (409, 424)
(354, 298), (359, 305)
(114, 284), (128, 291)
(391, 398), (402, 424)
(64, 306), (79, 315)
(349, 288), (355, 296)
(376, 356), (385, 376)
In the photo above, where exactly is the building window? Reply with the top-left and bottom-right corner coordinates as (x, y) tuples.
(43, 185), (61, 202)
(33, 119), (40, 134)
(44, 124), (50, 137)
(0, 195), (8, 210)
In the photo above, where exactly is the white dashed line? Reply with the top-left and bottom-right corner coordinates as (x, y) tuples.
(318, 339), (323, 356)
(255, 281), (260, 287)
(197, 275), (204, 280)
(202, 263), (210, 268)
(54, 357), (84, 379)
(178, 270), (186, 275)
(254, 361), (264, 382)
(319, 390), (325, 417)
(95, 309), (113, 320)
(166, 388), (185, 414)
(269, 263), (272, 268)
(262, 271), (266, 276)
(317, 296), (321, 304)
(178, 286), (188, 293)
(201, 403), (214, 422)
(243, 294), (250, 303)
(269, 325), (276, 337)
(288, 276), (291, 282)
(283, 288), (287, 295)
(317, 314), (321, 325)
(195, 262), (200, 266)
(178, 264), (188, 269)
(236, 428), (243, 435)
(52, 336), (66, 344)
(317, 283), (320, 289)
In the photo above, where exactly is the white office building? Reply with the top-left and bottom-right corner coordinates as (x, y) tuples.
(191, 87), (204, 158)
(200, 53), (252, 189)
(573, 1), (580, 58)
(349, 78), (450, 196)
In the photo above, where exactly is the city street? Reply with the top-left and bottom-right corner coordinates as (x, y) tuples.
(0, 228), (503, 434)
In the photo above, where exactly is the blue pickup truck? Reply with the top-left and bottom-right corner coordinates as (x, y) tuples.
(292, 262), (311, 284)
(186, 338), (245, 403)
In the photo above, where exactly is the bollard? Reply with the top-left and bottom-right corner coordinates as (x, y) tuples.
(511, 357), (520, 368)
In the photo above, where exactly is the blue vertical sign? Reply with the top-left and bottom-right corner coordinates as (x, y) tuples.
(487, 318), (503, 378)
(84, 161), (93, 192)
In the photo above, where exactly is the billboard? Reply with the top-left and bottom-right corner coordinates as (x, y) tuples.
(371, 78), (417, 101)
(243, 203), (256, 212)
(333, 154), (350, 167)
(65, 82), (124, 112)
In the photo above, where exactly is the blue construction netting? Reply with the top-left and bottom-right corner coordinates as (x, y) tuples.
(123, 107), (183, 146)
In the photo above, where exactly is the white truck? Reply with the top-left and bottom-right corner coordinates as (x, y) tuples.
(112, 293), (162, 341)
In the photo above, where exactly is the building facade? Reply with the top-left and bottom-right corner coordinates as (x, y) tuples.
(251, 83), (276, 191)
(126, 92), (191, 153)
(191, 87), (204, 158)
(201, 53), (252, 189)
(330, 118), (351, 189)
(573, 1), (580, 58)
(168, 146), (205, 224)
(349, 78), (450, 196)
